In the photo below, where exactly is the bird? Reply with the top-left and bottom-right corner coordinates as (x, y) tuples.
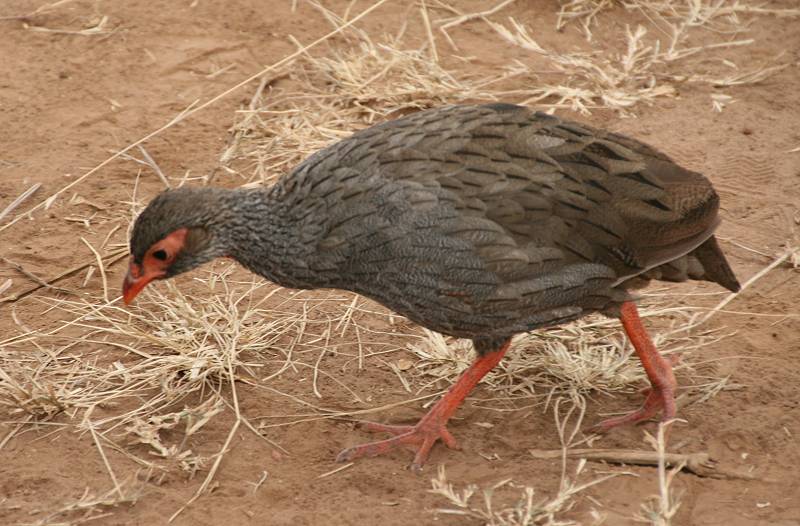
(123, 103), (740, 472)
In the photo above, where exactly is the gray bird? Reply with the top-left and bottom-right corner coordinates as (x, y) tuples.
(123, 103), (740, 471)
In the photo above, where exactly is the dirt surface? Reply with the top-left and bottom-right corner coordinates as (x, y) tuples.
(1, 1), (799, 525)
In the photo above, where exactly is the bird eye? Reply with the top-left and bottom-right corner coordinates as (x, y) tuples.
(152, 249), (168, 261)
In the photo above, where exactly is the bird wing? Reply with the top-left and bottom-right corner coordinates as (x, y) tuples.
(281, 104), (721, 337)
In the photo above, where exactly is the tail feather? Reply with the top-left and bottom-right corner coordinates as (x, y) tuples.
(692, 235), (741, 292)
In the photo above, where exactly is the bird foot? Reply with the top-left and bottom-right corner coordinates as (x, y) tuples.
(336, 342), (510, 471)
(589, 384), (677, 433)
(336, 414), (460, 473)
(590, 354), (681, 433)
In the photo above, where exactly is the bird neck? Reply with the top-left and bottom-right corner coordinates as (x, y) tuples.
(221, 187), (319, 289)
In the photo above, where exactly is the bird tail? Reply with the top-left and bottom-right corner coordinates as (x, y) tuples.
(691, 235), (741, 293)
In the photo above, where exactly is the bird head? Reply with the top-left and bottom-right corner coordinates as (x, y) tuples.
(122, 188), (227, 305)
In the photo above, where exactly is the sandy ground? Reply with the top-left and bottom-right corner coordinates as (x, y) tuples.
(1, 1), (799, 525)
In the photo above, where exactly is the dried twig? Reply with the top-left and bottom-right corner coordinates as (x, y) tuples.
(317, 462), (354, 479)
(439, 0), (519, 33)
(0, 256), (73, 295)
(136, 145), (171, 188)
(529, 447), (757, 480)
(0, 248), (128, 304)
(24, 14), (111, 36)
(0, 183), (40, 223)
(419, 0), (438, 63)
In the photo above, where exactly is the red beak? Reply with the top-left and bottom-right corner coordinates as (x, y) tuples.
(122, 259), (156, 305)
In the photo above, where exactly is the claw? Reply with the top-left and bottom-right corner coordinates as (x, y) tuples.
(590, 382), (676, 433)
(336, 417), (460, 471)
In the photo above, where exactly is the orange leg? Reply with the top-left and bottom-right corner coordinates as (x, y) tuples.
(336, 339), (511, 471)
(593, 301), (678, 432)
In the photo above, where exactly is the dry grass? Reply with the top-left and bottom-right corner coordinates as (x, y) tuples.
(635, 422), (683, 525)
(556, 0), (800, 40)
(486, 16), (786, 115)
(0, 259), (413, 453)
(489, 20), (669, 113)
(0, 266), (397, 521)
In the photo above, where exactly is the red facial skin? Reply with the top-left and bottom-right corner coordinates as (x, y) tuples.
(122, 228), (188, 305)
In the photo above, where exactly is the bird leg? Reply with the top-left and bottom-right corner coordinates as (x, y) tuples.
(593, 301), (678, 432)
(336, 339), (511, 472)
